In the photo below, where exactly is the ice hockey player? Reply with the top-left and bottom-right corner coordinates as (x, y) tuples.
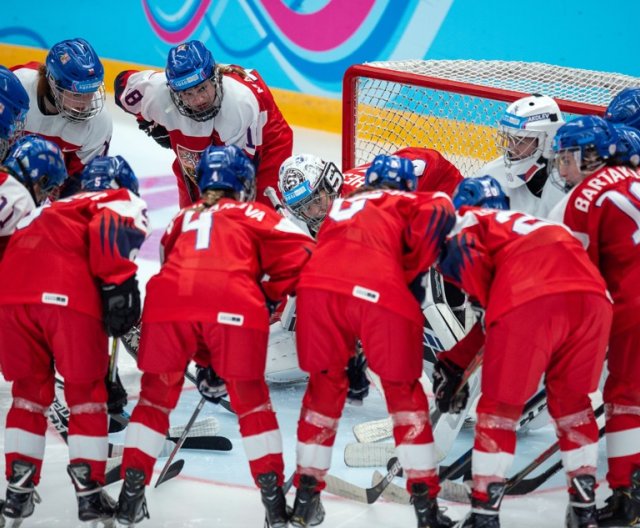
(290, 154), (456, 528)
(114, 145), (313, 527)
(0, 133), (68, 260)
(0, 146), (148, 526)
(434, 184), (612, 527)
(470, 94), (566, 218)
(115, 39), (293, 209)
(11, 37), (112, 196)
(277, 148), (465, 405)
(605, 87), (640, 132)
(0, 66), (29, 163)
(0, 66), (33, 256)
(549, 115), (640, 526)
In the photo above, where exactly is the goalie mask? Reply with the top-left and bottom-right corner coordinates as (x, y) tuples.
(278, 154), (343, 230)
(497, 95), (564, 189)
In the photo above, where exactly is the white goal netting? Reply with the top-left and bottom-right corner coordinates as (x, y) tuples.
(343, 60), (640, 176)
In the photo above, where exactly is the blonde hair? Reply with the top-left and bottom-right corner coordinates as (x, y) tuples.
(196, 189), (227, 210)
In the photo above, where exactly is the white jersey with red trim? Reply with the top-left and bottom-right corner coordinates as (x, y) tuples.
(471, 157), (565, 218)
(11, 64), (112, 177)
(0, 171), (35, 258)
(115, 66), (292, 208)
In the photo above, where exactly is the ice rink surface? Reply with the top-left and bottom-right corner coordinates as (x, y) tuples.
(0, 104), (615, 526)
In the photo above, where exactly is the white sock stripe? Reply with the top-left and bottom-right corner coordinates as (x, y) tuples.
(606, 427), (640, 458)
(242, 429), (283, 461)
(472, 449), (515, 479)
(560, 442), (599, 473)
(5, 428), (46, 460)
(69, 402), (106, 414)
(395, 443), (438, 471)
(124, 422), (168, 459)
(68, 434), (109, 462)
(296, 441), (333, 471)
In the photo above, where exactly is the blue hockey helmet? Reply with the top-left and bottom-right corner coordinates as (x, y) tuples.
(0, 66), (29, 161)
(364, 154), (417, 191)
(45, 37), (105, 122)
(552, 115), (617, 173)
(605, 87), (640, 131)
(453, 176), (509, 210)
(196, 145), (256, 202)
(613, 124), (640, 167)
(4, 134), (68, 204)
(80, 155), (140, 195)
(166, 40), (222, 122)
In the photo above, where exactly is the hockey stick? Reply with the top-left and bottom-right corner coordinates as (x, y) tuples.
(264, 186), (285, 214)
(324, 457), (403, 504)
(52, 376), (231, 453)
(504, 403), (605, 495)
(105, 457), (185, 486)
(155, 396), (206, 487)
(120, 326), (236, 414)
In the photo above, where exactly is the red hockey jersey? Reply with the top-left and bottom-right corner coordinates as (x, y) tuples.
(549, 165), (640, 334)
(142, 199), (314, 329)
(298, 190), (455, 324)
(0, 189), (149, 318)
(115, 67), (292, 208)
(340, 147), (463, 197)
(437, 207), (608, 326)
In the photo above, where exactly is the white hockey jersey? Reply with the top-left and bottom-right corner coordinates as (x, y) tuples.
(0, 170), (35, 258)
(471, 157), (565, 218)
(11, 64), (112, 177)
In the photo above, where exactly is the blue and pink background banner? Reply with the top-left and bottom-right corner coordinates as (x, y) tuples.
(1, 0), (638, 99)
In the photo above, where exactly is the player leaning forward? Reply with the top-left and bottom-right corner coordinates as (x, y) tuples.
(290, 155), (457, 528)
(0, 151), (149, 525)
(549, 115), (640, 527)
(114, 145), (314, 527)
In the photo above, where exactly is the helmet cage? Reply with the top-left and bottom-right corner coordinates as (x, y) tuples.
(47, 73), (105, 122)
(169, 69), (223, 122)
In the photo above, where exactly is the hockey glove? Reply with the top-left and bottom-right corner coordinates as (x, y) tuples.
(100, 275), (141, 337)
(195, 365), (228, 404)
(137, 118), (171, 149)
(105, 370), (128, 415)
(432, 358), (469, 414)
(346, 352), (370, 406)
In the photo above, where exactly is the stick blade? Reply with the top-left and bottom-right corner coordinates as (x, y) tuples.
(344, 442), (396, 467)
(155, 459), (185, 487)
(174, 436), (233, 451)
(352, 417), (393, 443)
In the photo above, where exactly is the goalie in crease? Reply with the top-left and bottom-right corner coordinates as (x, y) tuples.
(277, 148), (469, 410)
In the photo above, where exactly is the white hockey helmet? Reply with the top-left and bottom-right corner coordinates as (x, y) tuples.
(278, 154), (343, 230)
(497, 95), (564, 188)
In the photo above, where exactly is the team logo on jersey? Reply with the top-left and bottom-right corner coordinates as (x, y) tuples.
(176, 145), (204, 185)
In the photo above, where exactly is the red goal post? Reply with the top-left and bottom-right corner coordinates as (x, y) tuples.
(342, 60), (640, 176)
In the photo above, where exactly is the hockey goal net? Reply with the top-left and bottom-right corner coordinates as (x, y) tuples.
(343, 60), (640, 176)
